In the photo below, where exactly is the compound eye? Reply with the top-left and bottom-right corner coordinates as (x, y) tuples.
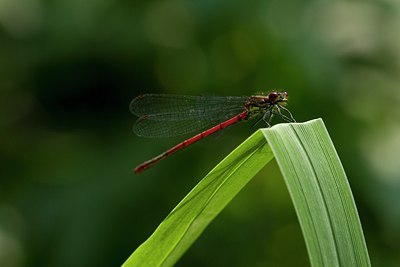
(268, 92), (278, 102)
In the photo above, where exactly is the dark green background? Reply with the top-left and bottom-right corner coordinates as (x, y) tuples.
(1, 0), (399, 266)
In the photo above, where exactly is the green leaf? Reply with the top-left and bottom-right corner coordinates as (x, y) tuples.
(123, 118), (370, 267)
(262, 119), (370, 267)
(123, 130), (274, 267)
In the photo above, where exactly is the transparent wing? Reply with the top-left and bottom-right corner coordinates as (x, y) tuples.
(131, 94), (248, 137)
(130, 94), (247, 118)
(133, 108), (246, 138)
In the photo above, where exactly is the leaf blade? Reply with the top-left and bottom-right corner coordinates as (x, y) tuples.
(262, 118), (370, 267)
(124, 119), (371, 267)
(123, 130), (274, 267)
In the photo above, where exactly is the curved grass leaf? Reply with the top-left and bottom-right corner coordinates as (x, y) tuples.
(123, 130), (274, 266)
(123, 118), (370, 267)
(262, 119), (370, 267)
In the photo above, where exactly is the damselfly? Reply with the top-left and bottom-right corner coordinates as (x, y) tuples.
(130, 91), (295, 174)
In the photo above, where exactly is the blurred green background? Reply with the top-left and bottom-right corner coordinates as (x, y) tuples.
(1, 0), (400, 266)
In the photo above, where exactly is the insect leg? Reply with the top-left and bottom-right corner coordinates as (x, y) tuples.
(278, 105), (296, 122)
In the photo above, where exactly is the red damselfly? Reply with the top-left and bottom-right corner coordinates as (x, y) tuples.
(130, 91), (295, 174)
